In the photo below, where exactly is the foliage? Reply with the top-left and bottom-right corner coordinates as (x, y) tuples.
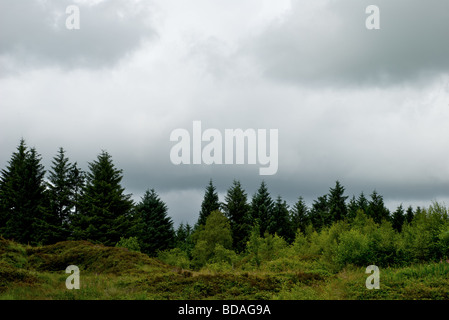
(191, 210), (233, 269)
(47, 147), (84, 243)
(196, 179), (220, 228)
(115, 236), (141, 252)
(0, 139), (50, 245)
(249, 181), (274, 236)
(158, 248), (191, 269)
(71, 151), (134, 247)
(135, 189), (175, 256)
(223, 180), (251, 253)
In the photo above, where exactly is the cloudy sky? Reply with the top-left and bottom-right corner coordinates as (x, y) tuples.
(1, 0), (448, 226)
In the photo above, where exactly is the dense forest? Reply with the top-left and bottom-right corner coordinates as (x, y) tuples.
(1, 139), (448, 272)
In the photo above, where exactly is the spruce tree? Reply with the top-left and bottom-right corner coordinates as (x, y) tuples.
(71, 151), (133, 246)
(175, 222), (194, 255)
(223, 180), (250, 252)
(268, 196), (293, 242)
(309, 195), (329, 230)
(392, 204), (405, 232)
(290, 196), (309, 233)
(196, 179), (220, 228)
(405, 205), (414, 224)
(347, 195), (359, 221)
(327, 181), (348, 223)
(250, 181), (274, 236)
(47, 147), (84, 242)
(357, 192), (369, 213)
(0, 139), (49, 244)
(136, 189), (175, 256)
(367, 190), (390, 224)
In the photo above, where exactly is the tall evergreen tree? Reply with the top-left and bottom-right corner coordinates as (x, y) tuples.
(71, 151), (133, 246)
(223, 180), (250, 253)
(367, 190), (390, 224)
(268, 196), (293, 242)
(0, 139), (49, 244)
(136, 189), (175, 256)
(175, 222), (194, 255)
(250, 181), (274, 236)
(69, 162), (85, 216)
(347, 195), (359, 221)
(327, 181), (348, 222)
(309, 195), (329, 230)
(357, 192), (369, 213)
(405, 205), (414, 224)
(47, 147), (84, 242)
(392, 204), (405, 232)
(290, 196), (309, 233)
(196, 179), (220, 228)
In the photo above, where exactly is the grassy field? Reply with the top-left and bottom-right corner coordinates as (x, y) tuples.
(1, 237), (449, 300)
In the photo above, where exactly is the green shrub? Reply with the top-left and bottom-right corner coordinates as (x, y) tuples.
(336, 229), (370, 267)
(191, 211), (233, 269)
(115, 236), (141, 252)
(367, 220), (398, 266)
(157, 248), (191, 269)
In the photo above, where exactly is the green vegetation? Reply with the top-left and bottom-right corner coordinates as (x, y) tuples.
(1, 236), (449, 300)
(1, 139), (449, 300)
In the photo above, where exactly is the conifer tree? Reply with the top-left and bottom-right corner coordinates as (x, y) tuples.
(357, 192), (369, 213)
(309, 195), (329, 230)
(250, 181), (274, 236)
(223, 180), (250, 253)
(175, 222), (194, 255)
(347, 195), (359, 221)
(327, 180), (348, 222)
(71, 151), (133, 246)
(268, 195), (293, 242)
(196, 179), (220, 228)
(405, 205), (414, 224)
(392, 204), (405, 232)
(47, 147), (84, 242)
(290, 196), (309, 233)
(0, 139), (49, 244)
(367, 190), (390, 224)
(136, 189), (175, 256)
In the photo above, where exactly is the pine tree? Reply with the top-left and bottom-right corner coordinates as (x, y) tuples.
(69, 162), (85, 216)
(0, 139), (49, 244)
(71, 151), (133, 246)
(47, 147), (84, 242)
(290, 196), (309, 233)
(327, 180), (348, 223)
(136, 189), (175, 256)
(405, 205), (414, 224)
(367, 190), (390, 224)
(223, 180), (250, 253)
(392, 204), (405, 232)
(196, 179), (220, 228)
(357, 192), (369, 213)
(175, 222), (194, 255)
(309, 195), (329, 230)
(347, 195), (359, 221)
(250, 181), (274, 236)
(268, 196), (293, 242)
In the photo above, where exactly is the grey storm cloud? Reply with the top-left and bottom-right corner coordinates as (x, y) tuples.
(0, 0), (156, 72)
(244, 0), (449, 87)
(1, 0), (448, 226)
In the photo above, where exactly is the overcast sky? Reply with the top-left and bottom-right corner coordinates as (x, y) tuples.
(1, 0), (448, 227)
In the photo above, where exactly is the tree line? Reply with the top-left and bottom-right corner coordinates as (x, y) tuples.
(0, 139), (429, 260)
